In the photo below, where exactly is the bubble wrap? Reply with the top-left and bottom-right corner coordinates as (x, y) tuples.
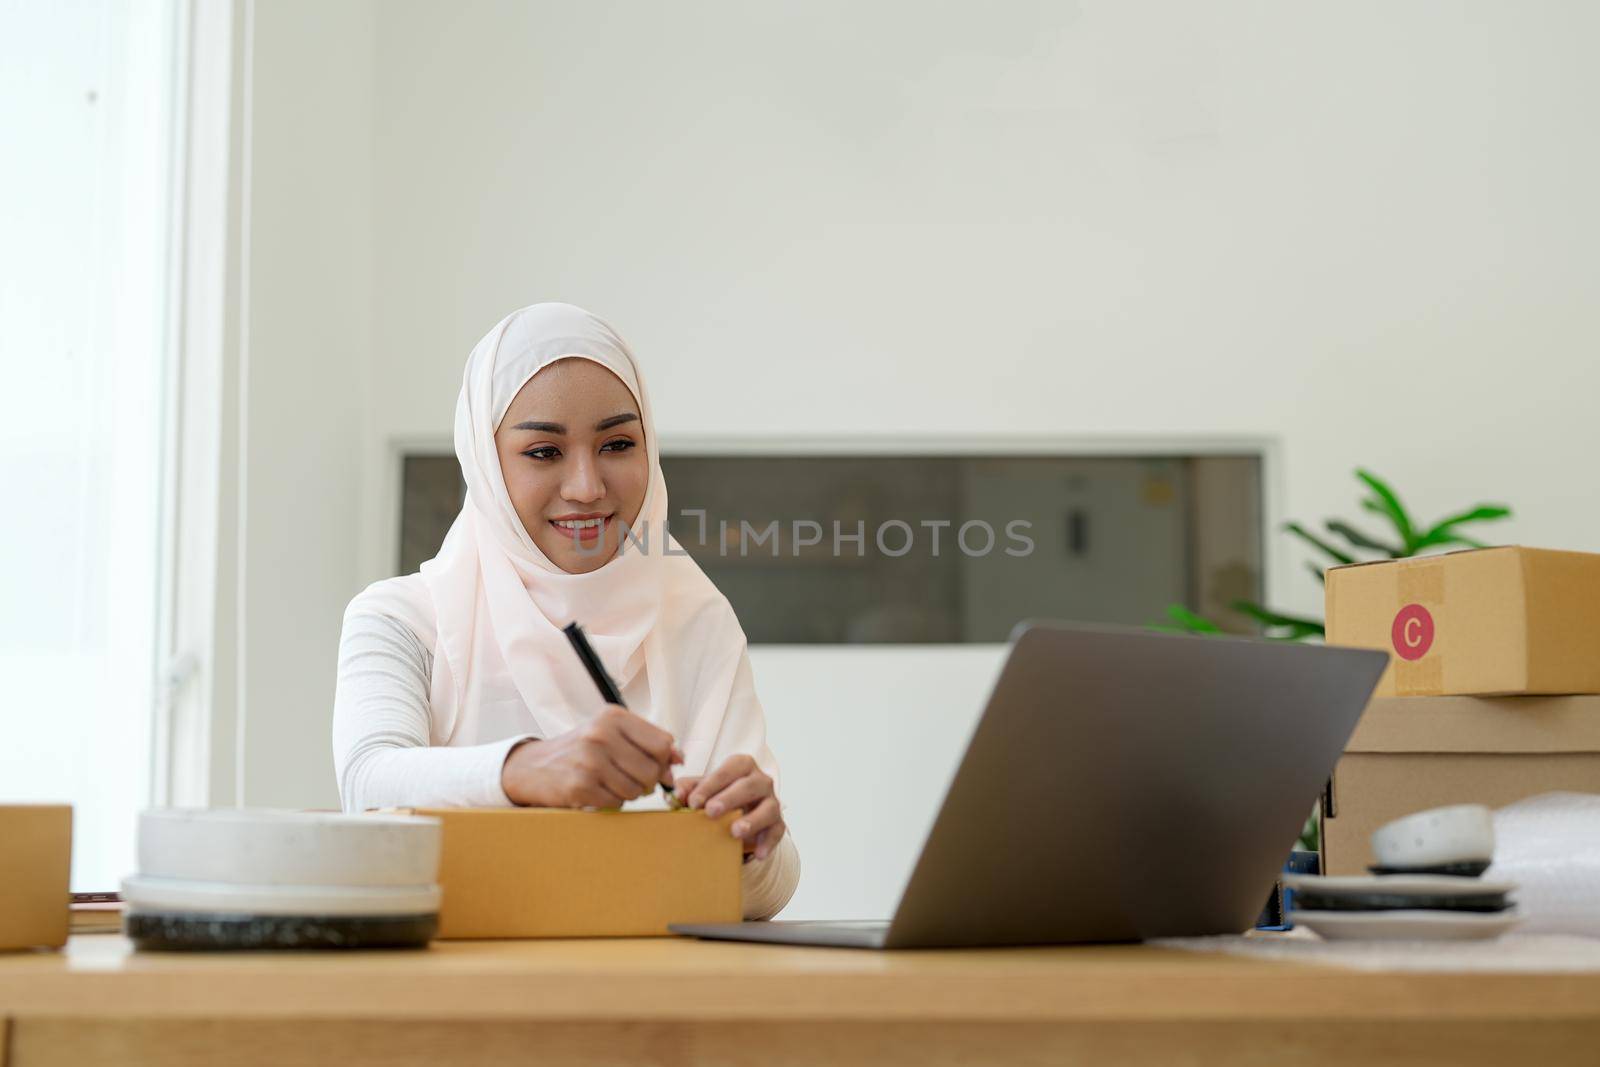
(1484, 792), (1600, 937)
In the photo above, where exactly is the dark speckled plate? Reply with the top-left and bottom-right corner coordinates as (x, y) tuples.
(125, 911), (437, 951)
(1367, 860), (1491, 878)
(1294, 891), (1510, 913)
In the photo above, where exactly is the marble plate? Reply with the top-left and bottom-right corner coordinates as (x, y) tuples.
(1290, 908), (1523, 942)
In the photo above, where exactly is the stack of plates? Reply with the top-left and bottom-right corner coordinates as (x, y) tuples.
(1286, 803), (1520, 941)
(1285, 873), (1521, 941)
(122, 809), (443, 951)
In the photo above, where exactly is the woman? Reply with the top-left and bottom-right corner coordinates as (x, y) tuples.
(332, 303), (798, 919)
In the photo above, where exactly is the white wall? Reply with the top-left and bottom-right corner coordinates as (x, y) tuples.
(239, 1), (1600, 912)
(752, 646), (1006, 919)
(360, 0), (1600, 592)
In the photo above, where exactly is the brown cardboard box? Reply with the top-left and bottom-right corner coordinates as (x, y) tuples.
(0, 805), (72, 951)
(1321, 696), (1600, 875)
(1325, 546), (1600, 696)
(387, 807), (742, 939)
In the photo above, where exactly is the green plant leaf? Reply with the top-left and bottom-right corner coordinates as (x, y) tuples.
(1325, 520), (1401, 558)
(1308, 562), (1326, 585)
(1413, 504), (1511, 551)
(1230, 600), (1326, 640)
(1284, 522), (1356, 565)
(1423, 504), (1511, 536)
(1360, 498), (1423, 551)
(1163, 603), (1222, 634)
(1355, 469), (1419, 554)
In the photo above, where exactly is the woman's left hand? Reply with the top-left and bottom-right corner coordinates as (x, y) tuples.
(678, 754), (786, 862)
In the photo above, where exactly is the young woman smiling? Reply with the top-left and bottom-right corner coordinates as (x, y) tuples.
(332, 303), (798, 919)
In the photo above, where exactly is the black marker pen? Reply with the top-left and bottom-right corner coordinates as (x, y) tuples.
(562, 621), (683, 809)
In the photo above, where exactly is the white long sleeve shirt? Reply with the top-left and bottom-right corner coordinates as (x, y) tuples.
(331, 609), (799, 920)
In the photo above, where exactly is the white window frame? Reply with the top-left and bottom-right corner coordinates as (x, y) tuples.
(154, 0), (254, 808)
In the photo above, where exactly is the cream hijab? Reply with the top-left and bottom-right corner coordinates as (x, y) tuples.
(363, 303), (755, 770)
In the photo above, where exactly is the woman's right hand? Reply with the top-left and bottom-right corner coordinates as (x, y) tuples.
(500, 705), (682, 809)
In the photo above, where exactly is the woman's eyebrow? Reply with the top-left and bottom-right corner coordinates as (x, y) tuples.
(509, 412), (638, 434)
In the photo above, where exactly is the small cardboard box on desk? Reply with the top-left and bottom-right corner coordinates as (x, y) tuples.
(380, 807), (742, 938)
(0, 805), (71, 951)
(1322, 546), (1600, 875)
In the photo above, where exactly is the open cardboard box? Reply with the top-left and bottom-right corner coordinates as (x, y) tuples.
(1321, 696), (1600, 875)
(1325, 546), (1600, 697)
(381, 807), (742, 939)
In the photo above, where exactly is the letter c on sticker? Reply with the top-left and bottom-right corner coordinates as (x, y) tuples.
(1391, 604), (1435, 661)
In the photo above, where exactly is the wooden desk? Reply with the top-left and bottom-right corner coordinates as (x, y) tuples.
(2, 935), (1597, 1066)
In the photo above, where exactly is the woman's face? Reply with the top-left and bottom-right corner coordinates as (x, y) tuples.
(494, 357), (649, 574)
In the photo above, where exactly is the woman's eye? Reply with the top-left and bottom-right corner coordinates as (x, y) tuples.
(522, 446), (560, 461)
(600, 438), (636, 454)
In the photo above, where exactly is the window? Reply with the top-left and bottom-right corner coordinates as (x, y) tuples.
(0, 0), (180, 890)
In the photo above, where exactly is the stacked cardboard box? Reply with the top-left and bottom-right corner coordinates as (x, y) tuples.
(1321, 547), (1600, 875)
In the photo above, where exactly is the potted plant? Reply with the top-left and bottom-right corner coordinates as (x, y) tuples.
(1158, 468), (1511, 856)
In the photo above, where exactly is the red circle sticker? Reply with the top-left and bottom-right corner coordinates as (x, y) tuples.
(1391, 604), (1435, 661)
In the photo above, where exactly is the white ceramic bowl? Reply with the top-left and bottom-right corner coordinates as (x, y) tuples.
(137, 808), (442, 888)
(120, 875), (441, 917)
(1371, 804), (1494, 869)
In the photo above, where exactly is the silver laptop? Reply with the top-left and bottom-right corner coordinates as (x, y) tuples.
(671, 620), (1387, 949)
